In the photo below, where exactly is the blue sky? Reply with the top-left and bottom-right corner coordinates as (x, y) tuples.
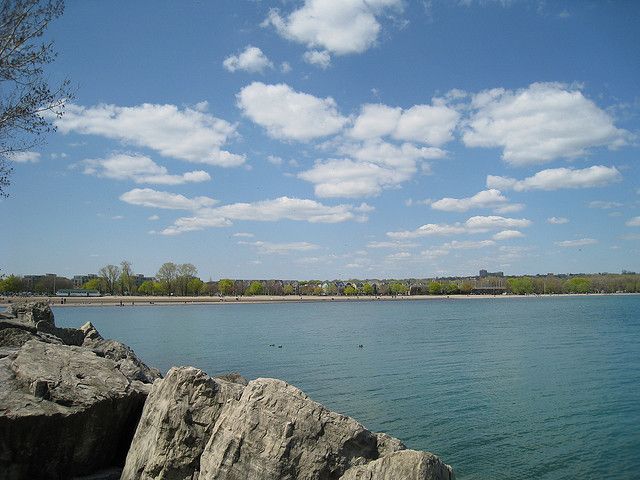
(2, 0), (639, 280)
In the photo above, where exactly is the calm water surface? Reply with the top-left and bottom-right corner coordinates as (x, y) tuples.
(55, 296), (640, 479)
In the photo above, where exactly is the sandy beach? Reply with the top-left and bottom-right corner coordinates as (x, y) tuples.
(1, 292), (635, 309)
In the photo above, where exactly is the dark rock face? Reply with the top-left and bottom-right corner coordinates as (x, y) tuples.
(123, 369), (455, 480)
(0, 341), (148, 479)
(0, 302), (160, 480)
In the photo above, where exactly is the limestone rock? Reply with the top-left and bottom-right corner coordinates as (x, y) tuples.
(339, 450), (455, 480)
(122, 366), (244, 480)
(0, 327), (38, 348)
(81, 321), (161, 384)
(0, 340), (148, 479)
(1, 301), (84, 346)
(198, 378), (404, 480)
(6, 301), (54, 327)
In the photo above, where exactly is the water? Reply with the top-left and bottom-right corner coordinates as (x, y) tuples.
(54, 296), (640, 479)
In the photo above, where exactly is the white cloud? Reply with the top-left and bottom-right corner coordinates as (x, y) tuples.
(55, 103), (244, 167)
(5, 151), (40, 163)
(120, 188), (218, 210)
(280, 61), (292, 73)
(487, 165), (622, 191)
(387, 251), (412, 260)
(148, 215), (160, 221)
(387, 215), (531, 239)
(264, 0), (403, 56)
(463, 82), (629, 165)
(547, 216), (569, 224)
(492, 230), (524, 240)
(588, 200), (623, 209)
(555, 238), (598, 247)
(442, 239), (496, 249)
(232, 232), (254, 238)
(82, 154), (210, 185)
(237, 82), (347, 141)
(349, 102), (459, 146)
(431, 189), (508, 212)
(300, 140), (445, 198)
(223, 45), (273, 73)
(367, 241), (419, 249)
(303, 49), (331, 69)
(493, 203), (525, 214)
(626, 216), (640, 227)
(125, 193), (368, 235)
(267, 155), (284, 166)
(239, 240), (320, 254)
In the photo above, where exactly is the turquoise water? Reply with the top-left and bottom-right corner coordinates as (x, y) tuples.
(54, 296), (640, 479)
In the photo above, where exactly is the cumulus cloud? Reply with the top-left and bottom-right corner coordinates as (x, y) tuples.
(303, 49), (331, 68)
(430, 189), (508, 212)
(223, 45), (274, 73)
(122, 190), (368, 235)
(4, 151), (40, 163)
(232, 232), (254, 238)
(547, 216), (569, 224)
(237, 82), (347, 141)
(442, 239), (496, 249)
(300, 140), (444, 198)
(264, 0), (403, 56)
(387, 215), (531, 239)
(349, 101), (459, 146)
(492, 230), (524, 240)
(367, 241), (419, 249)
(55, 103), (244, 167)
(463, 82), (629, 165)
(626, 216), (640, 227)
(82, 154), (210, 185)
(487, 165), (622, 191)
(555, 238), (598, 247)
(120, 188), (218, 210)
(239, 240), (320, 254)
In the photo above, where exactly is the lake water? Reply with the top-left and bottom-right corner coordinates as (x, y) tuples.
(54, 295), (640, 479)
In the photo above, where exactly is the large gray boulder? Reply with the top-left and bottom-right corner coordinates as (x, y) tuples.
(123, 369), (454, 480)
(121, 367), (244, 480)
(0, 340), (149, 479)
(80, 322), (161, 384)
(1, 301), (84, 346)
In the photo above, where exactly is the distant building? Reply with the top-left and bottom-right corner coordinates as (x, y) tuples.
(479, 270), (504, 278)
(133, 274), (155, 287)
(72, 274), (97, 288)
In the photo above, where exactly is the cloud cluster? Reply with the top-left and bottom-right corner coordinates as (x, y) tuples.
(430, 189), (512, 213)
(82, 154), (210, 185)
(350, 102), (460, 146)
(56, 103), (244, 167)
(463, 83), (629, 165)
(4, 151), (40, 163)
(555, 238), (598, 247)
(239, 240), (320, 254)
(120, 188), (369, 235)
(387, 215), (531, 239)
(487, 165), (622, 191)
(237, 82), (347, 141)
(223, 45), (273, 73)
(547, 217), (569, 224)
(303, 49), (331, 69)
(264, 0), (402, 57)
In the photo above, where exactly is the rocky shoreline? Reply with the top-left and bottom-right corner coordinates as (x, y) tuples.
(0, 302), (454, 479)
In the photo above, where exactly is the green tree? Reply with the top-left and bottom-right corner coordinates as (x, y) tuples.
(507, 277), (534, 295)
(118, 260), (134, 295)
(565, 277), (591, 294)
(389, 282), (407, 295)
(156, 262), (177, 294)
(283, 284), (294, 295)
(245, 281), (264, 296)
(152, 281), (166, 296)
(218, 278), (234, 296)
(343, 285), (357, 296)
(187, 277), (204, 296)
(175, 263), (198, 295)
(1, 274), (23, 292)
(137, 280), (154, 296)
(0, 0), (72, 197)
(82, 277), (105, 292)
(428, 281), (442, 295)
(362, 283), (374, 295)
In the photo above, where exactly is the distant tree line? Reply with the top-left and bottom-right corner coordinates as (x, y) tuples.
(1, 271), (639, 296)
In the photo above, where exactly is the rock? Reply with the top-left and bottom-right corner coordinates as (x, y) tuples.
(81, 322), (161, 384)
(121, 367), (244, 480)
(197, 378), (406, 480)
(215, 371), (249, 386)
(339, 450), (455, 480)
(1, 301), (84, 346)
(0, 328), (38, 348)
(0, 340), (148, 479)
(6, 301), (54, 327)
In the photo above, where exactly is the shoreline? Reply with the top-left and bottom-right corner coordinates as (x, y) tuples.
(1, 292), (638, 308)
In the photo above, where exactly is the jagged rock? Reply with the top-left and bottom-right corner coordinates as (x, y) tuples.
(198, 378), (406, 479)
(121, 367), (244, 480)
(0, 327), (39, 348)
(0, 340), (148, 479)
(339, 450), (455, 480)
(6, 301), (54, 327)
(1, 301), (84, 346)
(81, 322), (161, 384)
(215, 371), (248, 386)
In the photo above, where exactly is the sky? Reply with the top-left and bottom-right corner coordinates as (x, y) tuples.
(1, 0), (639, 280)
